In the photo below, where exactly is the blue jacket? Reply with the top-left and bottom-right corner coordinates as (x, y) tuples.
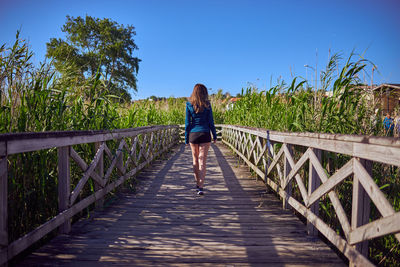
(383, 117), (394, 131)
(185, 101), (217, 144)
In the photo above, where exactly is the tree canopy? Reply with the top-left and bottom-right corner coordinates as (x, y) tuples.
(46, 15), (140, 101)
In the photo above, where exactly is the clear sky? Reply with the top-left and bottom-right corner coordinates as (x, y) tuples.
(1, 0), (399, 99)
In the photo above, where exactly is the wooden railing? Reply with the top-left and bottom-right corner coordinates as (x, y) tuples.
(219, 124), (400, 267)
(0, 125), (179, 265)
(2, 124), (399, 265)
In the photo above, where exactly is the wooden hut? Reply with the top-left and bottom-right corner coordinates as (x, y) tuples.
(373, 83), (400, 115)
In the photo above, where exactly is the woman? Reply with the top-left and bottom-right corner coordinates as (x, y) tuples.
(185, 84), (217, 195)
(383, 113), (394, 136)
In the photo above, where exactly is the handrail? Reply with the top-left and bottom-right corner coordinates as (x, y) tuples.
(218, 124), (400, 166)
(0, 125), (180, 265)
(0, 125), (178, 156)
(218, 124), (400, 267)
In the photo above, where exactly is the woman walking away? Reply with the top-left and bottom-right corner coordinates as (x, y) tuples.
(185, 84), (217, 195)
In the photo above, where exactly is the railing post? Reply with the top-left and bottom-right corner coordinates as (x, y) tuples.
(58, 146), (71, 234)
(350, 158), (371, 266)
(308, 148), (321, 236)
(0, 142), (8, 265)
(264, 131), (271, 193)
(94, 142), (104, 209)
(116, 139), (124, 175)
(283, 144), (292, 210)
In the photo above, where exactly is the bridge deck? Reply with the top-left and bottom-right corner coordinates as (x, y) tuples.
(18, 144), (344, 266)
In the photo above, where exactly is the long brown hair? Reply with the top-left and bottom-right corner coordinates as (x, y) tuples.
(189, 83), (210, 113)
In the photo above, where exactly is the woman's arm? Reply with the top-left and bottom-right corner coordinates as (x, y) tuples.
(185, 103), (191, 144)
(208, 107), (217, 141)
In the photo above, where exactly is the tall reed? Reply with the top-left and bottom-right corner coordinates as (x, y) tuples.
(224, 53), (381, 136)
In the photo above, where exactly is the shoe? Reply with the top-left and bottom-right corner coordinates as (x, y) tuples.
(197, 188), (204, 195)
(195, 185), (200, 191)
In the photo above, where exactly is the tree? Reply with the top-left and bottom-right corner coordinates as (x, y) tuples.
(46, 15), (140, 101)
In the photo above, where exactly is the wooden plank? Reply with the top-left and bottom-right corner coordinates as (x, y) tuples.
(126, 136), (138, 167)
(94, 142), (104, 208)
(6, 125), (178, 155)
(103, 140), (127, 183)
(103, 143), (113, 161)
(349, 211), (400, 245)
(254, 136), (266, 166)
(0, 157), (5, 267)
(285, 148), (310, 187)
(120, 140), (131, 174)
(307, 148), (321, 236)
(136, 134), (148, 164)
(43, 240), (341, 249)
(50, 235), (328, 245)
(308, 149), (351, 239)
(22, 254), (340, 265)
(353, 143), (400, 167)
(353, 159), (395, 217)
(0, 157), (7, 248)
(0, 232), (6, 246)
(69, 144), (105, 206)
(247, 135), (257, 162)
(27, 248), (342, 261)
(217, 124), (400, 147)
(284, 146), (309, 204)
(307, 159), (353, 207)
(265, 131), (272, 191)
(353, 159), (400, 243)
(0, 142), (6, 157)
(283, 144), (292, 210)
(30, 243), (345, 253)
(267, 145), (284, 178)
(70, 147), (104, 186)
(0, 249), (5, 266)
(350, 158), (371, 265)
(57, 146), (71, 234)
(116, 139), (127, 175)
(146, 133), (155, 160)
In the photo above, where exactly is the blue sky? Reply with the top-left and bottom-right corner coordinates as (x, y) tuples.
(1, 0), (399, 99)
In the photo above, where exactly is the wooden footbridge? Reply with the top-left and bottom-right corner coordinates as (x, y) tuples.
(1, 125), (400, 266)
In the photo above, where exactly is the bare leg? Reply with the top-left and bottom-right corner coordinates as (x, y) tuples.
(189, 143), (200, 186)
(198, 142), (211, 188)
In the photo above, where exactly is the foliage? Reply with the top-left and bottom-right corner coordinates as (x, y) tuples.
(46, 15), (140, 102)
(224, 53), (382, 136)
